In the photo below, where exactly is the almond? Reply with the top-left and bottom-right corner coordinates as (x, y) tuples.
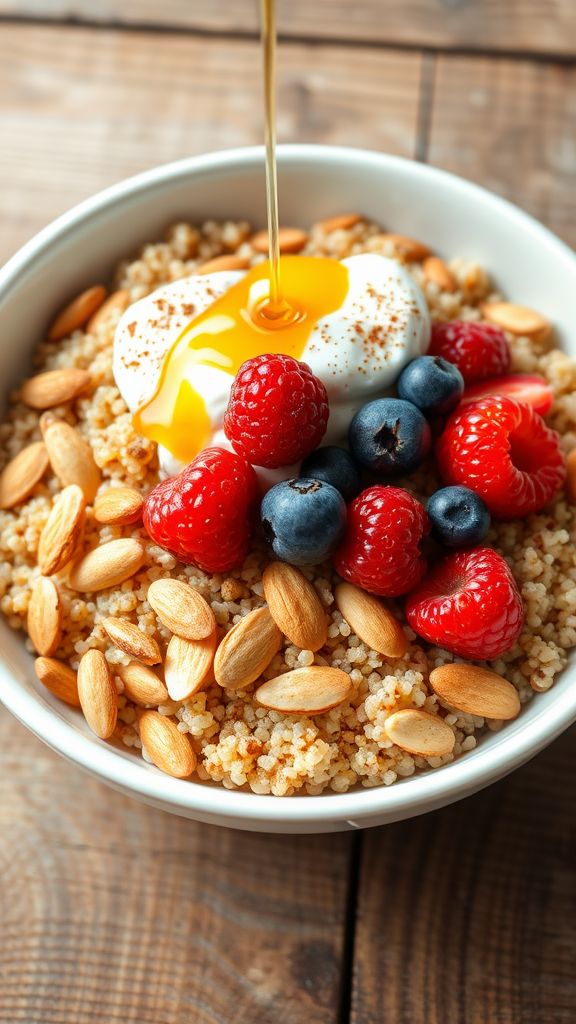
(147, 578), (216, 641)
(115, 661), (169, 706)
(566, 448), (576, 504)
(93, 486), (144, 526)
(86, 289), (130, 334)
(422, 256), (458, 293)
(481, 301), (551, 340)
(334, 582), (407, 658)
(255, 666), (352, 714)
(317, 213), (364, 232)
(214, 607), (282, 690)
(48, 285), (107, 341)
(429, 663), (521, 720)
(34, 656), (80, 706)
(196, 255), (251, 274)
(262, 562), (327, 652)
(164, 631), (217, 701)
(139, 710), (196, 778)
(40, 413), (101, 502)
(77, 649), (118, 739)
(374, 233), (431, 262)
(68, 538), (145, 592)
(27, 577), (62, 657)
(384, 709), (455, 757)
(0, 442), (50, 509)
(38, 483), (85, 575)
(21, 368), (91, 410)
(101, 617), (161, 665)
(251, 227), (308, 254)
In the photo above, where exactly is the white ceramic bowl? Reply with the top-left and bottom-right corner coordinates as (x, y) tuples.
(1, 145), (575, 833)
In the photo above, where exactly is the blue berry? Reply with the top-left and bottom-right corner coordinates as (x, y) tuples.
(427, 485), (491, 548)
(260, 478), (347, 566)
(348, 398), (431, 477)
(300, 446), (361, 502)
(397, 355), (464, 416)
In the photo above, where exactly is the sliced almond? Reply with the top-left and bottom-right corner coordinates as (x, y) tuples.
(374, 233), (431, 262)
(77, 649), (118, 739)
(68, 538), (145, 592)
(255, 666), (352, 714)
(251, 227), (308, 254)
(27, 577), (62, 657)
(21, 368), (91, 410)
(164, 631), (217, 701)
(429, 663), (521, 720)
(214, 607), (282, 691)
(139, 710), (196, 778)
(86, 289), (130, 334)
(263, 563), (327, 652)
(48, 285), (107, 341)
(196, 255), (251, 274)
(566, 448), (576, 505)
(40, 413), (101, 502)
(147, 578), (216, 641)
(93, 486), (144, 526)
(317, 213), (364, 232)
(34, 656), (80, 706)
(116, 661), (169, 706)
(38, 483), (85, 575)
(101, 617), (161, 665)
(334, 582), (407, 659)
(481, 301), (551, 339)
(384, 709), (455, 757)
(422, 256), (458, 293)
(0, 442), (50, 510)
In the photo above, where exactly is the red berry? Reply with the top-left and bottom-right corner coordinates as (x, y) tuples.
(405, 546), (525, 660)
(436, 396), (565, 519)
(334, 486), (430, 597)
(143, 446), (259, 573)
(430, 320), (510, 384)
(461, 373), (553, 417)
(224, 353), (329, 469)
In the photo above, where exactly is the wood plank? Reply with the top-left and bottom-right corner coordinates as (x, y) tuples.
(351, 727), (576, 1024)
(0, 23), (421, 264)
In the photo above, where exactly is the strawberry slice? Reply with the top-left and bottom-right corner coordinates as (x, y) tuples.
(460, 374), (553, 417)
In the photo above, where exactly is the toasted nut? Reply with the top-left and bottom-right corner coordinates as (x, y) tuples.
(38, 483), (85, 575)
(316, 213), (364, 232)
(429, 663), (521, 720)
(164, 632), (217, 701)
(115, 661), (169, 706)
(0, 442), (50, 510)
(48, 285), (107, 341)
(481, 301), (551, 339)
(68, 538), (145, 592)
(34, 656), (80, 706)
(101, 617), (161, 665)
(28, 578), (62, 657)
(86, 289), (130, 334)
(77, 649), (118, 739)
(93, 487), (144, 526)
(221, 578), (248, 601)
(196, 255), (251, 274)
(139, 710), (196, 778)
(251, 227), (308, 254)
(373, 233), (431, 262)
(21, 368), (91, 410)
(40, 413), (101, 502)
(566, 448), (576, 504)
(335, 582), (407, 658)
(263, 563), (327, 652)
(147, 578), (216, 641)
(384, 709), (455, 756)
(422, 256), (458, 293)
(214, 607), (282, 690)
(255, 666), (352, 714)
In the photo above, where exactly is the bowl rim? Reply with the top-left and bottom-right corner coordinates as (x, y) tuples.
(1, 143), (576, 826)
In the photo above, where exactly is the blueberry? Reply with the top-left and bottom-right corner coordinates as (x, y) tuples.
(348, 398), (431, 477)
(397, 355), (464, 416)
(300, 446), (361, 502)
(261, 478), (347, 566)
(427, 485), (491, 548)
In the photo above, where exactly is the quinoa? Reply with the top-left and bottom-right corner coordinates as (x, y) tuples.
(1, 216), (575, 796)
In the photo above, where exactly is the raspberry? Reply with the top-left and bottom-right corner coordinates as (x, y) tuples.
(430, 320), (510, 384)
(405, 546), (525, 660)
(224, 353), (329, 469)
(143, 447), (259, 573)
(436, 396), (565, 519)
(334, 486), (430, 597)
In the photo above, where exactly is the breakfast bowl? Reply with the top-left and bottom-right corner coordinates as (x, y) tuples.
(1, 144), (575, 834)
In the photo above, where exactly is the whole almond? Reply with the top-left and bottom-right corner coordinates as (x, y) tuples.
(374, 233), (431, 262)
(115, 661), (169, 706)
(40, 413), (101, 502)
(251, 227), (308, 254)
(68, 538), (145, 592)
(263, 563), (327, 652)
(255, 666), (352, 714)
(28, 577), (62, 656)
(196, 255), (251, 274)
(21, 368), (91, 410)
(147, 578), (216, 640)
(38, 483), (85, 575)
(422, 256), (458, 293)
(566, 448), (576, 504)
(384, 709), (455, 757)
(214, 607), (282, 690)
(0, 442), (50, 509)
(101, 617), (161, 665)
(35, 656), (80, 706)
(86, 289), (130, 333)
(164, 631), (217, 701)
(139, 710), (196, 778)
(335, 582), (407, 658)
(93, 487), (144, 526)
(48, 285), (107, 341)
(77, 649), (118, 738)
(481, 301), (551, 339)
(317, 213), (363, 232)
(429, 663), (521, 720)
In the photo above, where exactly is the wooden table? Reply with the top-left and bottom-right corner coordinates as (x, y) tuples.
(0, 3), (575, 1020)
